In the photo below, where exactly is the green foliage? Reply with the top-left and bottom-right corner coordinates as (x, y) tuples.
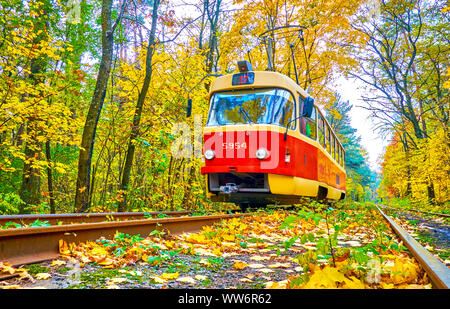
(0, 193), (25, 215)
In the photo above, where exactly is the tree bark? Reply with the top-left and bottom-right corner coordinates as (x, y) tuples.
(45, 140), (56, 213)
(74, 0), (114, 212)
(118, 0), (160, 212)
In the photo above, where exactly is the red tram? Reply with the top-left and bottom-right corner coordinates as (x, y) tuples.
(198, 62), (346, 210)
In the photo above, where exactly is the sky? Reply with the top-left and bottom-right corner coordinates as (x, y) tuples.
(336, 77), (388, 174)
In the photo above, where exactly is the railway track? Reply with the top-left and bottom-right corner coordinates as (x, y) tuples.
(376, 206), (450, 289)
(0, 212), (250, 275)
(0, 206), (448, 289)
(0, 211), (191, 227)
(379, 205), (450, 219)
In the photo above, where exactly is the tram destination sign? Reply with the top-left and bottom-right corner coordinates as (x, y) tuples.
(232, 72), (255, 86)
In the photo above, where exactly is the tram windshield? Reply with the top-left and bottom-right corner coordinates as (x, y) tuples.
(207, 88), (296, 128)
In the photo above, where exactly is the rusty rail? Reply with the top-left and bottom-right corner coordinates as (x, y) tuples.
(0, 211), (190, 227)
(0, 213), (250, 269)
(379, 205), (450, 218)
(376, 206), (450, 289)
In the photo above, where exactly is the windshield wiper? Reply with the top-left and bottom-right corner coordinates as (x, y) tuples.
(239, 107), (253, 124)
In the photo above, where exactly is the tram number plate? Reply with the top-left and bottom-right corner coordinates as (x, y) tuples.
(232, 72), (255, 85)
(222, 142), (247, 150)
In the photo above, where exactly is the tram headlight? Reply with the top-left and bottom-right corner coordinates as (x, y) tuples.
(204, 149), (215, 160)
(256, 148), (269, 160)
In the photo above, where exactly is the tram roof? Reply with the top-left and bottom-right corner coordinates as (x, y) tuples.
(209, 71), (310, 99)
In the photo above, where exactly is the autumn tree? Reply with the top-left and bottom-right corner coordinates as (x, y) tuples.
(350, 0), (449, 205)
(0, 0), (87, 214)
(74, 0), (126, 212)
(118, 0), (160, 211)
(219, 0), (367, 111)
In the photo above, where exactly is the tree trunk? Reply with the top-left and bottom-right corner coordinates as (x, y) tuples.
(74, 0), (114, 212)
(45, 140), (56, 213)
(118, 0), (160, 212)
(19, 127), (42, 213)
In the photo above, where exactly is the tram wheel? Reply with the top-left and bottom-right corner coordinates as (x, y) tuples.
(237, 203), (267, 212)
(237, 203), (250, 212)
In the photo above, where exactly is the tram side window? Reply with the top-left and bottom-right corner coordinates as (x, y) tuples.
(301, 106), (317, 140)
(318, 114), (325, 148)
(337, 144), (340, 165)
(332, 136), (335, 160)
(327, 127), (331, 154)
(334, 138), (337, 160)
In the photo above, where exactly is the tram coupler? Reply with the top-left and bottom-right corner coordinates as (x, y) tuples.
(219, 183), (239, 194)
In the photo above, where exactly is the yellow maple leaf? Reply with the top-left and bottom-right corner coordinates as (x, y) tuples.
(161, 272), (179, 280)
(90, 246), (109, 256)
(186, 234), (208, 244)
(58, 239), (70, 255)
(212, 247), (222, 256)
(0, 262), (16, 275)
(51, 260), (66, 267)
(380, 282), (395, 289)
(222, 234), (235, 242)
(35, 273), (51, 280)
(232, 261), (249, 270)
(266, 280), (288, 289)
(301, 266), (365, 289)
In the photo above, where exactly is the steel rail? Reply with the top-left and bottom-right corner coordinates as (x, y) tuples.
(0, 213), (250, 270)
(376, 206), (450, 289)
(0, 211), (191, 226)
(379, 205), (450, 218)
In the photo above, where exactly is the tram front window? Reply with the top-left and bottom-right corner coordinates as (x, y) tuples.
(207, 88), (296, 129)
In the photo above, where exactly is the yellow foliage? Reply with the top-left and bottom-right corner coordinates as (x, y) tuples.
(299, 266), (365, 289)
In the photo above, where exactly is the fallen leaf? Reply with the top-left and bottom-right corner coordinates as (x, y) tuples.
(58, 239), (70, 255)
(0, 285), (21, 289)
(301, 266), (365, 289)
(232, 261), (249, 270)
(250, 256), (270, 261)
(150, 276), (166, 284)
(240, 278), (253, 283)
(266, 280), (288, 289)
(107, 277), (127, 284)
(0, 262), (16, 275)
(161, 272), (179, 280)
(35, 273), (51, 280)
(177, 276), (196, 284)
(51, 260), (66, 267)
(268, 262), (291, 268)
(248, 263), (265, 269)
